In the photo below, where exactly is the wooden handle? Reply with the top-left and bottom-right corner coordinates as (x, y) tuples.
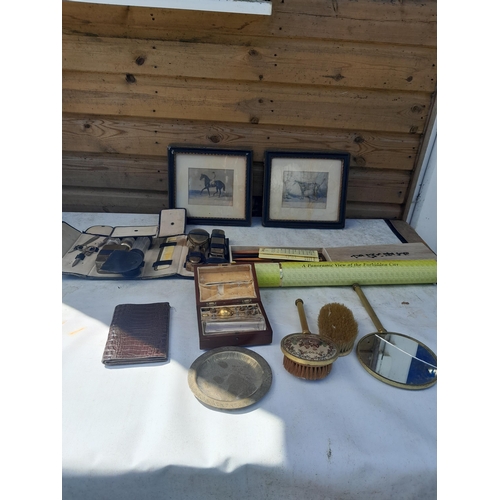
(352, 284), (387, 333)
(295, 298), (311, 334)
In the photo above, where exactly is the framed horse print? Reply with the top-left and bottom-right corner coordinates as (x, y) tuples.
(262, 150), (350, 229)
(168, 146), (253, 226)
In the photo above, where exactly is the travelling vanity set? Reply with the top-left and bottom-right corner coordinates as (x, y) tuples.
(62, 146), (437, 411)
(62, 209), (438, 411)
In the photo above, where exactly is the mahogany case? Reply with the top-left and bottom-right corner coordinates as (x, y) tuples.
(194, 263), (273, 349)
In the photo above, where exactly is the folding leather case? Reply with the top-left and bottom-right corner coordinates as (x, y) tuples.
(62, 209), (194, 279)
(102, 302), (171, 365)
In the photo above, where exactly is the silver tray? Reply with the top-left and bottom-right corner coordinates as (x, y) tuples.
(188, 346), (272, 410)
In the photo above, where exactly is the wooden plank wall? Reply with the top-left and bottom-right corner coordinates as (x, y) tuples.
(62, 0), (437, 219)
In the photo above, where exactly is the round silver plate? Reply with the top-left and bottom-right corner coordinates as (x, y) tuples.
(188, 346), (272, 410)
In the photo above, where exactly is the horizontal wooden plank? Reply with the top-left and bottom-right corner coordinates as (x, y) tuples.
(62, 72), (430, 134)
(62, 153), (168, 191)
(62, 152), (410, 205)
(279, 0), (437, 22)
(62, 185), (403, 219)
(62, 0), (436, 47)
(345, 202), (402, 220)
(62, 186), (170, 214)
(346, 168), (411, 204)
(62, 34), (436, 92)
(62, 115), (421, 170)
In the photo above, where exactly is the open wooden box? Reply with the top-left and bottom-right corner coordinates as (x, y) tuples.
(194, 263), (273, 349)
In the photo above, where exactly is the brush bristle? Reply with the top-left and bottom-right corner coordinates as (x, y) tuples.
(283, 356), (332, 380)
(317, 303), (358, 356)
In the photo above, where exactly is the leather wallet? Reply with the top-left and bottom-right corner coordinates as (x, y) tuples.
(102, 302), (170, 365)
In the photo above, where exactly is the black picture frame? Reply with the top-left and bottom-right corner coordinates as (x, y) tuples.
(168, 146), (253, 226)
(262, 150), (350, 229)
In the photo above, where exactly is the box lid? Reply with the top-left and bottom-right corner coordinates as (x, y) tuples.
(195, 263), (260, 304)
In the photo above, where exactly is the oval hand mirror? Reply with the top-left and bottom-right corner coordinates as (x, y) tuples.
(353, 284), (437, 390)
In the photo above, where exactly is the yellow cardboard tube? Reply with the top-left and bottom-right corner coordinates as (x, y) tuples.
(255, 260), (437, 287)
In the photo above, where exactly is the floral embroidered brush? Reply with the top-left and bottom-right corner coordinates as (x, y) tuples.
(281, 299), (339, 380)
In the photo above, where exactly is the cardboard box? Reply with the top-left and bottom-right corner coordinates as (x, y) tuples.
(229, 242), (435, 264)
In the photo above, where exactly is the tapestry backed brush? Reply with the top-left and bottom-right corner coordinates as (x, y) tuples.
(281, 299), (339, 380)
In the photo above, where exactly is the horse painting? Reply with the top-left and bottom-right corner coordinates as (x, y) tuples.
(200, 173), (226, 197)
(293, 180), (322, 201)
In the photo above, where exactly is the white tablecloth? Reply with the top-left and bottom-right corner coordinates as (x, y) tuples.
(62, 214), (437, 500)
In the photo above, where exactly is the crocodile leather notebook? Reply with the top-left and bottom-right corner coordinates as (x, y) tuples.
(102, 302), (171, 365)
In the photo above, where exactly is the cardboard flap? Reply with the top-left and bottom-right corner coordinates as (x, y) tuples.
(86, 225), (114, 237)
(111, 226), (158, 238)
(158, 209), (186, 237)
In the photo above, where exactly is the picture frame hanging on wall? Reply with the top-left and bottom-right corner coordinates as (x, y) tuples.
(168, 146), (253, 226)
(262, 150), (350, 229)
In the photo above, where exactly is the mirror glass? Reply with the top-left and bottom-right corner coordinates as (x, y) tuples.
(356, 332), (437, 390)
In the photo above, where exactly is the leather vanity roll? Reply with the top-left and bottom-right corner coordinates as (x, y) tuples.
(102, 302), (171, 366)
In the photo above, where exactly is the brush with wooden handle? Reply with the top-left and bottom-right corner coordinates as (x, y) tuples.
(317, 302), (358, 356)
(281, 299), (339, 380)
